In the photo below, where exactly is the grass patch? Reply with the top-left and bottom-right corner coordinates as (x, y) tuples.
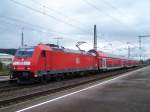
(0, 70), (9, 76)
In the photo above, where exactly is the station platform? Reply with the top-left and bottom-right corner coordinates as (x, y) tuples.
(1, 66), (150, 112)
(0, 76), (9, 82)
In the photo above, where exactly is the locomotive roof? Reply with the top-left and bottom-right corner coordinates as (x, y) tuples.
(40, 44), (93, 55)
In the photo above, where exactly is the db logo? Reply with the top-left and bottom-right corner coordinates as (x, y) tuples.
(76, 57), (80, 64)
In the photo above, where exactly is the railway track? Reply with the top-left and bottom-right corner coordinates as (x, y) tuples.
(0, 66), (143, 108)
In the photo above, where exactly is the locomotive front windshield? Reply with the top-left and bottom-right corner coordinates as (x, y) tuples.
(16, 48), (35, 57)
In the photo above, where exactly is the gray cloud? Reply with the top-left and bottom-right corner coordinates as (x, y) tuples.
(0, 0), (150, 59)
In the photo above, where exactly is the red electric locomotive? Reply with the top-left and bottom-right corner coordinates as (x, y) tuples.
(11, 44), (98, 82)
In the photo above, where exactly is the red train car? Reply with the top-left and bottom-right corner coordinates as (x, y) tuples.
(89, 50), (139, 70)
(11, 44), (98, 82)
(11, 44), (139, 83)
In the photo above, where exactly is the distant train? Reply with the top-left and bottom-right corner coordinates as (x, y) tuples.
(10, 44), (139, 83)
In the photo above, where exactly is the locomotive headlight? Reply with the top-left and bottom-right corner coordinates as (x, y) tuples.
(13, 61), (19, 65)
(27, 67), (31, 70)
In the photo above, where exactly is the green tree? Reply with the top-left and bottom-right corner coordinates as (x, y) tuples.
(0, 61), (2, 70)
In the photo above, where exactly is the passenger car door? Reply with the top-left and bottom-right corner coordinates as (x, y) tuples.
(102, 58), (107, 69)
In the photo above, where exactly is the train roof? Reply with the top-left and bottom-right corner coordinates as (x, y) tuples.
(37, 44), (94, 55)
(99, 51), (137, 61)
(19, 44), (138, 61)
(88, 49), (137, 61)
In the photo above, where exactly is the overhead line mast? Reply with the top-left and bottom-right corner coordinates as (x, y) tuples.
(21, 27), (24, 47)
(138, 35), (150, 60)
(94, 25), (97, 50)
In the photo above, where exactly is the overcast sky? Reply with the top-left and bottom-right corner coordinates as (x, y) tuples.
(0, 0), (150, 59)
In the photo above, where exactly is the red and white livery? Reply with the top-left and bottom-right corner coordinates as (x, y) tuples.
(11, 44), (139, 82)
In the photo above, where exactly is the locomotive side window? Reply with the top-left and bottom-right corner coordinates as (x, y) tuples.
(16, 48), (34, 57)
(41, 50), (46, 57)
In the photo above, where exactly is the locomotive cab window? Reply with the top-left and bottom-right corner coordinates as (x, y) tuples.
(16, 48), (35, 57)
(41, 50), (46, 57)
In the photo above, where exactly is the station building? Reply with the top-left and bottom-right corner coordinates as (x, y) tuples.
(0, 53), (14, 67)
